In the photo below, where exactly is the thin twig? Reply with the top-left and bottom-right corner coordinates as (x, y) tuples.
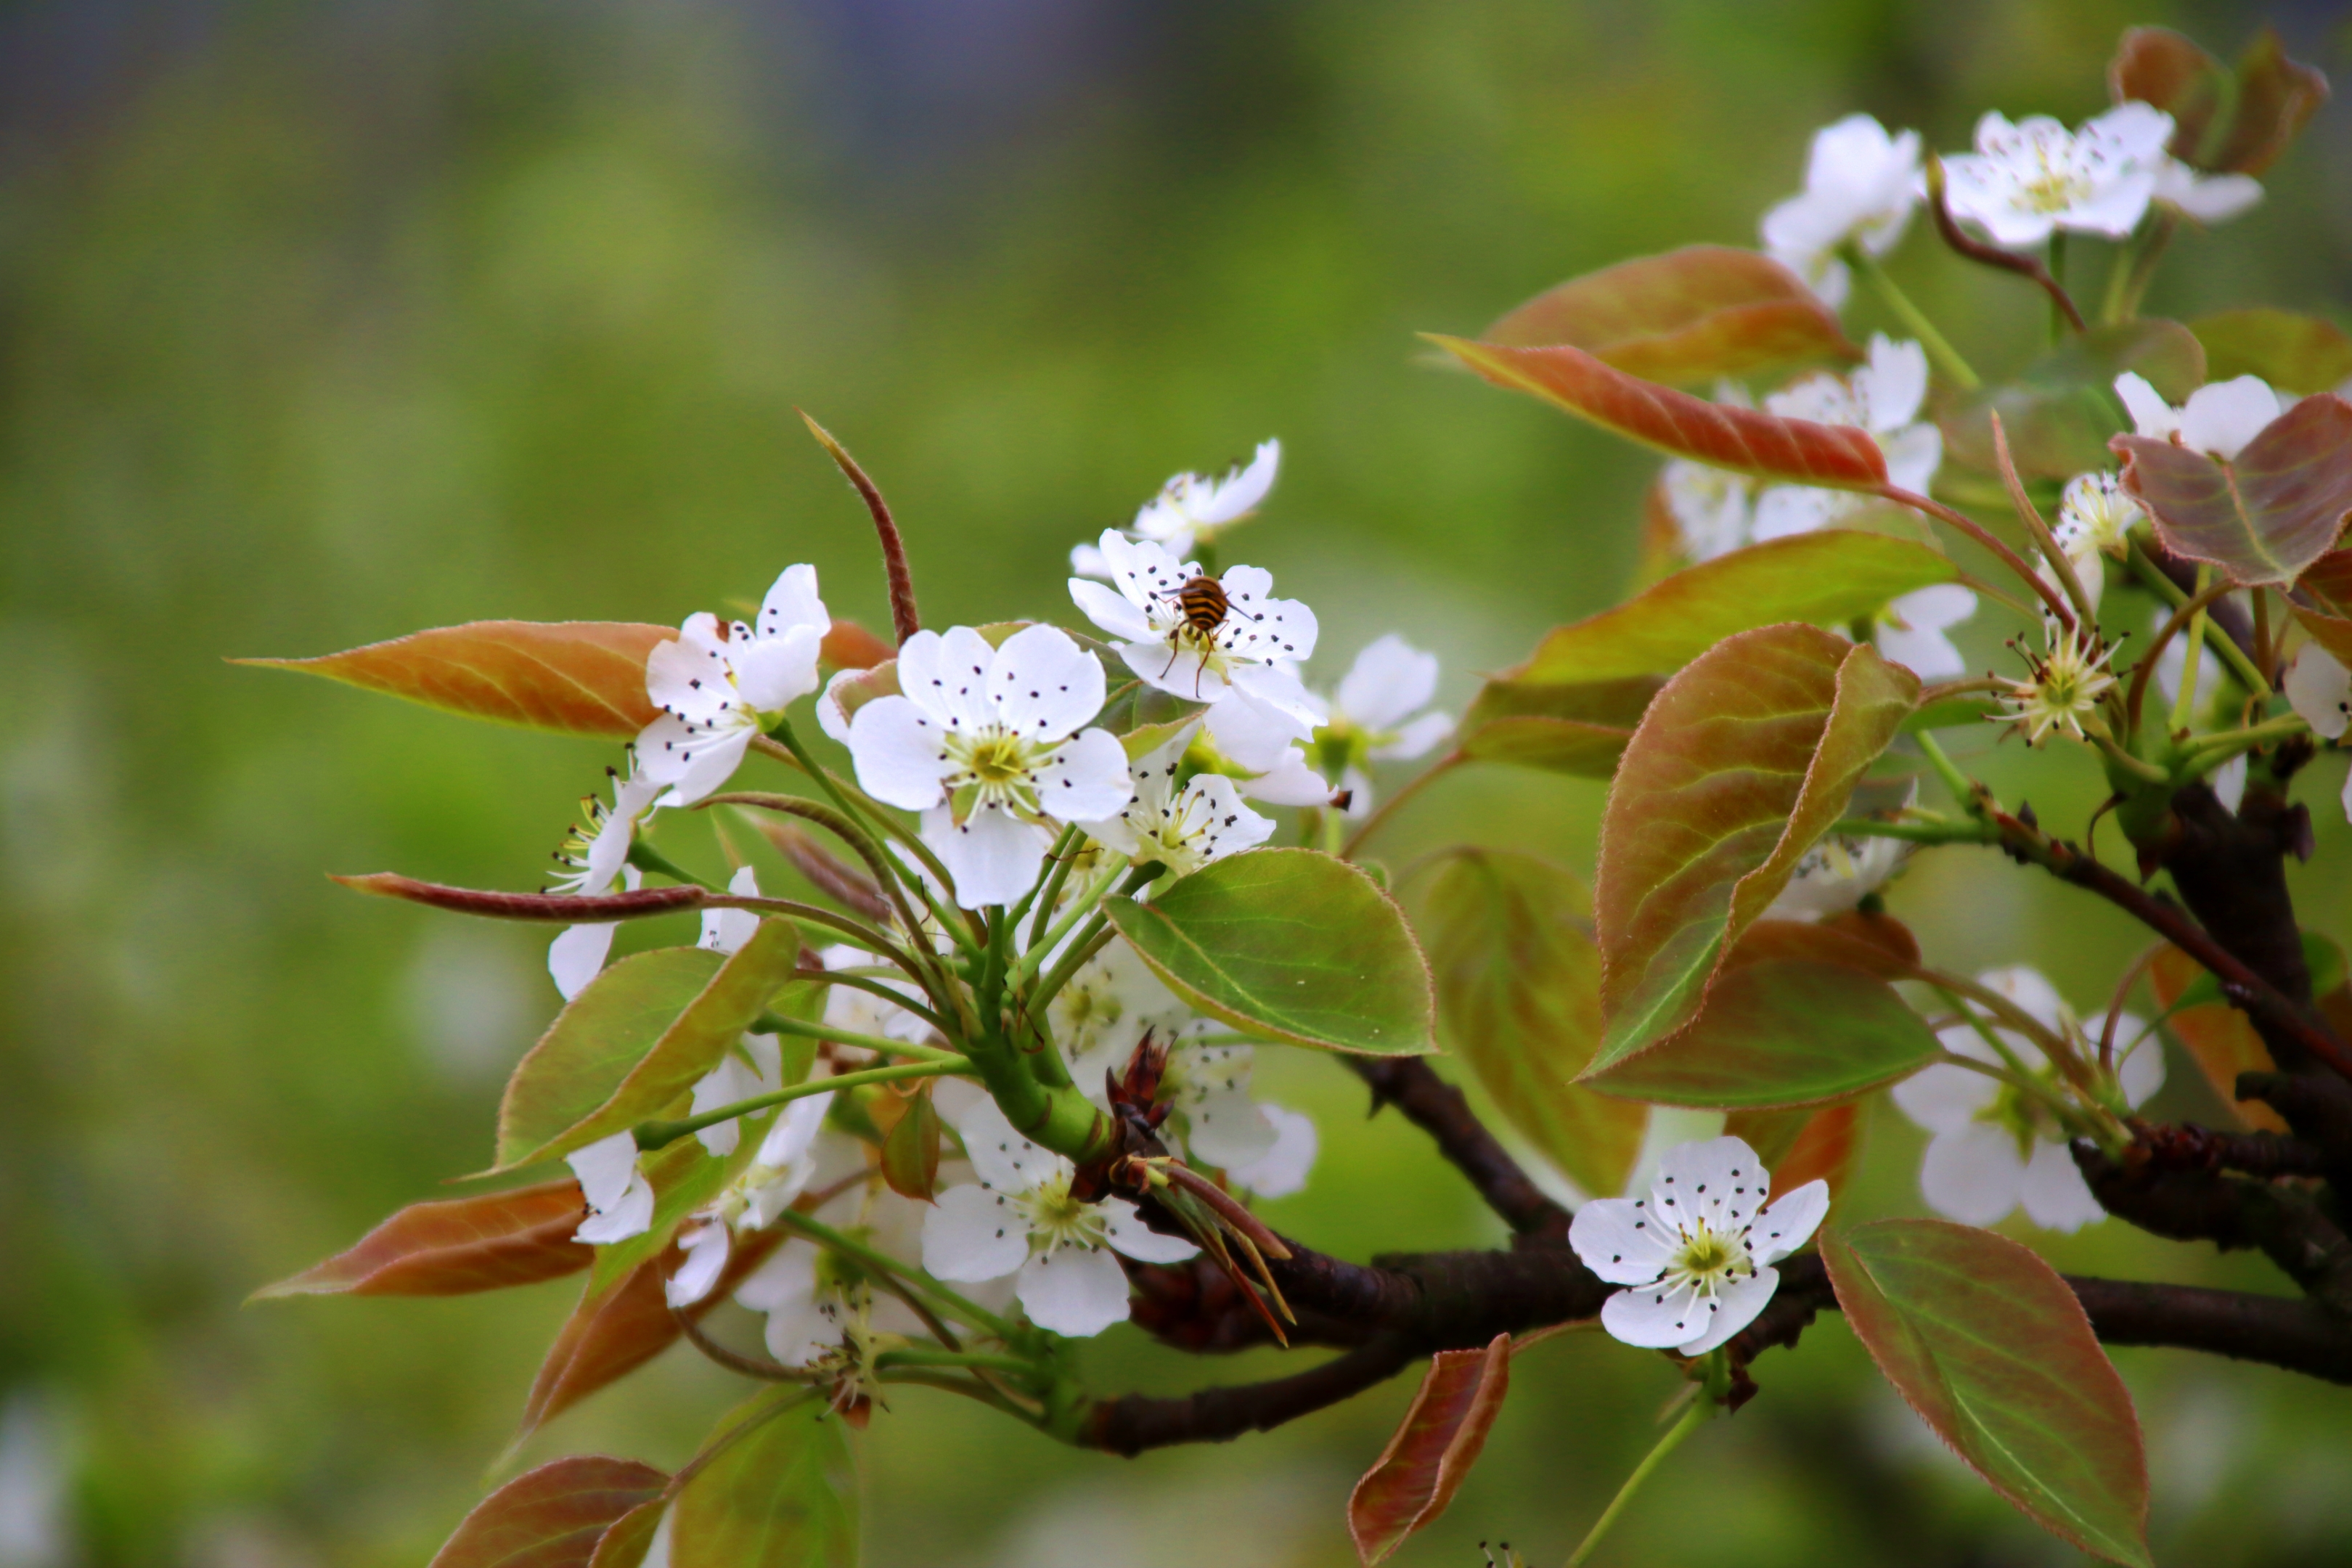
(1924, 155), (2086, 331)
(1879, 485), (2076, 629)
(801, 410), (920, 644)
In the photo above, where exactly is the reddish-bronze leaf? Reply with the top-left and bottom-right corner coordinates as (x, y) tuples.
(583, 1500), (668, 1568)
(1347, 1334), (1513, 1566)
(2147, 945), (2287, 1132)
(2295, 607), (2352, 666)
(2299, 547), (2352, 616)
(1941, 321), (2204, 481)
(255, 1180), (591, 1299)
(518, 1232), (782, 1440)
(2113, 394), (2352, 585)
(1483, 245), (1859, 385)
(2111, 26), (2327, 176)
(241, 621), (669, 738)
(1725, 1101), (1866, 1204)
(1824, 1220), (2152, 1567)
(2192, 310), (2352, 395)
(1588, 626), (1919, 1076)
(334, 873), (706, 923)
(429, 1456), (669, 1568)
(1431, 336), (1888, 489)
(819, 618), (894, 671)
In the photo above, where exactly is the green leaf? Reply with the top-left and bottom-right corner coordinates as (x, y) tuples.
(2112, 25), (2327, 176)
(1096, 678), (1208, 759)
(671, 1393), (858, 1568)
(1511, 531), (1958, 685)
(1430, 335), (1890, 489)
(1417, 849), (1644, 1196)
(253, 1179), (590, 1299)
(499, 949), (726, 1169)
(1939, 321), (2204, 481)
(1582, 926), (1938, 1108)
(2115, 394), (2352, 585)
(240, 621), (670, 739)
(2192, 309), (2352, 394)
(1347, 1335), (1514, 1566)
(1482, 245), (1859, 385)
(1453, 675), (1660, 779)
(1455, 716), (1631, 778)
(1823, 1220), (2152, 1567)
(504, 920), (802, 1170)
(428, 1455), (669, 1568)
(1588, 626), (1918, 1079)
(1105, 848), (1435, 1055)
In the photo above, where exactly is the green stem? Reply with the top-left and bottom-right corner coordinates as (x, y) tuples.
(2171, 564), (2214, 733)
(799, 971), (950, 1034)
(1010, 862), (1126, 990)
(1914, 732), (1980, 815)
(1027, 919), (1120, 1020)
(2177, 714), (2310, 761)
(626, 842), (714, 890)
(1565, 1398), (1711, 1567)
(2046, 232), (2067, 345)
(873, 1347), (1041, 1379)
(1342, 753), (1461, 860)
(769, 1207), (1014, 1339)
(1844, 244), (1980, 389)
(1006, 825), (1080, 939)
(2126, 541), (2269, 695)
(634, 1058), (970, 1150)
(1828, 815), (1998, 846)
(751, 1010), (963, 1063)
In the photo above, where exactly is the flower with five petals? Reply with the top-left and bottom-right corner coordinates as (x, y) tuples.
(637, 565), (830, 806)
(1940, 104), (2175, 248)
(1760, 114), (1922, 308)
(1079, 723), (1274, 880)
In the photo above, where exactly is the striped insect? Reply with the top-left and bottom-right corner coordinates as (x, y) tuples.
(1160, 573), (1234, 693)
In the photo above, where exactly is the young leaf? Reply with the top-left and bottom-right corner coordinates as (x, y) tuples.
(818, 619), (894, 671)
(1482, 245), (1859, 385)
(881, 1085), (943, 1201)
(2147, 945), (2287, 1132)
(1104, 848), (1435, 1055)
(1726, 1102), (1865, 1204)
(1430, 336), (1889, 489)
(427, 1455), (669, 1568)
(1588, 626), (1919, 1076)
(1939, 321), (2204, 480)
(335, 873), (705, 924)
(2113, 395), (2352, 585)
(499, 948), (726, 1169)
(1346, 1334), (1514, 1566)
(1418, 849), (1644, 1198)
(670, 1392), (859, 1568)
(518, 1232), (783, 1440)
(583, 1500), (666, 1568)
(1509, 532), (1959, 685)
(2111, 25), (2327, 176)
(254, 1180), (590, 1299)
(1822, 1219), (2152, 1567)
(242, 621), (671, 739)
(2192, 309), (2352, 395)
(505, 920), (802, 1170)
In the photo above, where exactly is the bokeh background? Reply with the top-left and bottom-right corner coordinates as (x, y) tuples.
(7, 1), (2352, 1563)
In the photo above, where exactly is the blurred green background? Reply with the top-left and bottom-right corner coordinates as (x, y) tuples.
(6, 1), (2352, 1563)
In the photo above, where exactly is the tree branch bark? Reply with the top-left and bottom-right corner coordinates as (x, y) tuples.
(1347, 1057), (1572, 1241)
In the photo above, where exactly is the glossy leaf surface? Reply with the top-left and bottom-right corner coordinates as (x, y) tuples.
(506, 919), (801, 1169)
(1419, 849), (1644, 1197)
(1824, 1219), (2152, 1567)
(2192, 309), (2352, 394)
(2112, 25), (2327, 175)
(256, 1180), (590, 1299)
(244, 621), (669, 738)
(2115, 394), (2352, 585)
(428, 1456), (669, 1568)
(1347, 1334), (1513, 1566)
(1941, 321), (2204, 479)
(499, 947), (725, 1168)
(1106, 848), (1435, 1055)
(671, 1393), (858, 1568)
(2147, 945), (2286, 1132)
(1512, 531), (1956, 685)
(1433, 336), (1889, 488)
(1482, 245), (1858, 384)
(1589, 626), (1917, 1076)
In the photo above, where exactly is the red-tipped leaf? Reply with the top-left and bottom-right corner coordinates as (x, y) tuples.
(255, 1180), (592, 1299)
(1347, 1334), (1514, 1565)
(242, 621), (669, 738)
(428, 1456), (669, 1568)
(2113, 394), (2352, 585)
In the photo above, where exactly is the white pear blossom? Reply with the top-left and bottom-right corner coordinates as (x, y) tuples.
(2000, 625), (2118, 743)
(1752, 336), (1942, 539)
(732, 1238), (867, 1366)
(685, 1031), (783, 1159)
(817, 942), (936, 1050)
(568, 1130), (656, 1245)
(846, 624), (1132, 908)
(1074, 440), (1283, 579)
(1228, 1104), (1319, 1199)
(1940, 104), (2175, 247)
(2286, 645), (2351, 740)
(664, 1090), (840, 1307)
(2152, 157), (2263, 225)
(2114, 372), (2289, 462)
(2041, 471), (2145, 614)
(1766, 829), (1911, 921)
(1874, 584), (1978, 680)
(698, 864), (762, 957)
(1080, 723), (1275, 879)
(1051, 936), (1193, 1082)
(1569, 1135), (1829, 1355)
(637, 565), (831, 806)
(1069, 533), (1324, 769)
(1660, 457), (1755, 562)
(1302, 635), (1453, 814)
(923, 1096), (1199, 1336)
(1761, 114), (1922, 309)
(546, 759), (664, 1000)
(1892, 966), (2163, 1232)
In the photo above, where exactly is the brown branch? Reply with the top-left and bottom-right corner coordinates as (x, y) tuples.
(1348, 1058), (1572, 1241)
(2074, 1143), (2352, 1319)
(1924, 154), (2086, 331)
(800, 411), (920, 645)
(1085, 1336), (1418, 1455)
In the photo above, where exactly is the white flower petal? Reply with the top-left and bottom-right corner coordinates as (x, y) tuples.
(1569, 1196), (1678, 1286)
(2180, 377), (2285, 461)
(1601, 1278), (1707, 1349)
(1016, 1244), (1133, 1336)
(930, 799), (1052, 909)
(644, 617), (732, 716)
(990, 624), (1108, 742)
(1371, 711), (1455, 762)
(731, 622), (825, 714)
(698, 867), (762, 958)
(567, 1131), (646, 1215)
(929, 626), (1003, 732)
(1337, 634), (1439, 731)
(1751, 483), (1841, 540)
(2114, 372), (2179, 439)
(1749, 1179), (1829, 1267)
(1649, 1135), (1767, 1236)
(1101, 1198), (1200, 1264)
(1228, 1103), (1318, 1199)
(549, 923), (618, 1001)
(757, 563), (829, 639)
(814, 666), (862, 744)
(665, 1222), (731, 1307)
(1891, 1059), (2001, 1133)
(2284, 648), (2351, 739)
(1675, 1267), (1782, 1355)
(1876, 621), (1965, 681)
(1879, 421), (1943, 497)
(2157, 162), (2263, 224)
(846, 695), (953, 810)
(1858, 335), (1929, 430)
(957, 1094), (1058, 1192)
(921, 1183), (1031, 1282)
(2114, 1018), (2167, 1108)
(1216, 569), (1319, 664)
(1919, 1122), (2028, 1226)
(1069, 542), (1114, 582)
(1185, 1089), (1281, 1168)
(1122, 638), (1230, 703)
(2017, 1138), (2107, 1231)
(1205, 686), (1312, 769)
(756, 1090), (836, 1169)
(1980, 965), (2067, 1032)
(735, 1237), (818, 1312)
(573, 1172), (655, 1244)
(1238, 747), (1330, 807)
(2212, 754), (2247, 814)
(1032, 727), (1134, 822)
